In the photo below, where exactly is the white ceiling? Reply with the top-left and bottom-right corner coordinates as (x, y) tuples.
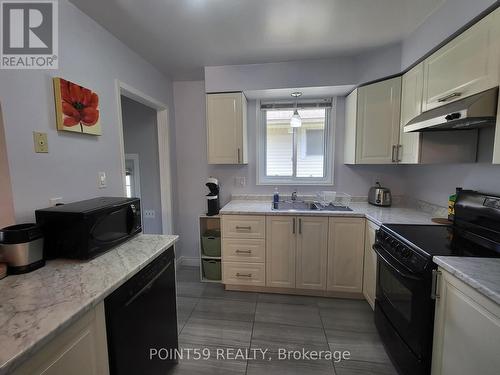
(70, 0), (445, 80)
(244, 85), (355, 100)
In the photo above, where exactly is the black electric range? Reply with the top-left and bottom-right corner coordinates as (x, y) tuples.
(373, 190), (500, 375)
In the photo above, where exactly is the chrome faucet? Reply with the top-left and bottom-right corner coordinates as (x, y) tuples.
(291, 191), (298, 201)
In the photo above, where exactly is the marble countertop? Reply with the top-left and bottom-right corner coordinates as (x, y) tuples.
(0, 234), (178, 375)
(220, 200), (440, 226)
(433, 257), (500, 305)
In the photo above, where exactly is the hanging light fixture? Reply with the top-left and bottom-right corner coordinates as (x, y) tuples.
(290, 92), (302, 128)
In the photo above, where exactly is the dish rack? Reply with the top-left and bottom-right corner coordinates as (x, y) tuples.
(317, 191), (352, 208)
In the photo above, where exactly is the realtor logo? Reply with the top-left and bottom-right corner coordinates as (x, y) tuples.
(1, 0), (58, 69)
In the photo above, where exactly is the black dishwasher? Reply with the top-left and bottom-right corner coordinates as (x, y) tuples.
(105, 247), (178, 374)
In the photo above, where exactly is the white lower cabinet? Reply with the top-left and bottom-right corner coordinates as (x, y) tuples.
(13, 302), (109, 375)
(296, 217), (328, 290)
(327, 217), (366, 293)
(266, 216), (296, 288)
(431, 268), (500, 375)
(362, 220), (379, 309)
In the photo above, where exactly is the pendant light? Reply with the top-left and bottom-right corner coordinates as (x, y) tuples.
(290, 92), (302, 128)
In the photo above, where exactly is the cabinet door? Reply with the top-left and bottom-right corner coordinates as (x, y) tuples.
(206, 93), (246, 164)
(266, 216), (296, 288)
(432, 270), (500, 375)
(362, 220), (379, 309)
(13, 303), (109, 375)
(422, 8), (500, 111)
(356, 77), (401, 164)
(296, 217), (328, 290)
(399, 63), (423, 164)
(327, 218), (365, 293)
(344, 89), (358, 165)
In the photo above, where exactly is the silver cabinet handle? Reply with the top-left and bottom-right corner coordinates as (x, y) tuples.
(235, 249), (252, 254)
(391, 145), (397, 163)
(397, 144), (402, 162)
(299, 218), (302, 234)
(431, 269), (441, 300)
(236, 273), (252, 278)
(292, 218), (296, 234)
(437, 92), (461, 102)
(237, 148), (241, 163)
(235, 225), (251, 231)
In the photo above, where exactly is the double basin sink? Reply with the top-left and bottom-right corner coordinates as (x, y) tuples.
(273, 201), (353, 212)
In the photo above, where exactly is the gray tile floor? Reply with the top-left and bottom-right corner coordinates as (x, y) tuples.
(172, 266), (397, 375)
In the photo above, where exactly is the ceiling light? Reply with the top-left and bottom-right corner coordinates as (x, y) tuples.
(290, 92), (302, 128)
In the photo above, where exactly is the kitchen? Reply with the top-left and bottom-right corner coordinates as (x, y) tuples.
(0, 0), (500, 375)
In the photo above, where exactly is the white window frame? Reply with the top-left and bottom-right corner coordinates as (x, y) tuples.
(256, 98), (336, 185)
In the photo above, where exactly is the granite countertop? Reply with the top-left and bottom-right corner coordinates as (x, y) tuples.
(433, 257), (500, 305)
(0, 234), (178, 375)
(220, 200), (440, 226)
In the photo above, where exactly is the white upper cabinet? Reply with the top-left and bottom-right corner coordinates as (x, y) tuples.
(344, 77), (402, 164)
(422, 8), (500, 111)
(399, 63), (423, 164)
(206, 92), (248, 164)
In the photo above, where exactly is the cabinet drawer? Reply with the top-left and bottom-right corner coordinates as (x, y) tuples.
(222, 215), (265, 239)
(223, 262), (265, 286)
(222, 239), (265, 263)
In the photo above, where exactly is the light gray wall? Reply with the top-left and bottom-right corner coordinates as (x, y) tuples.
(173, 81), (408, 259)
(0, 0), (177, 224)
(121, 97), (162, 234)
(204, 57), (357, 93)
(401, 0), (498, 69)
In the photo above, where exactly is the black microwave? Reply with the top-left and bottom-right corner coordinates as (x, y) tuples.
(36, 197), (142, 260)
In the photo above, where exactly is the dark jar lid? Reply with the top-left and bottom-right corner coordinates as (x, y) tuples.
(0, 223), (43, 244)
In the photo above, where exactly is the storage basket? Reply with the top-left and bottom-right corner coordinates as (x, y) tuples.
(202, 259), (221, 280)
(201, 229), (221, 257)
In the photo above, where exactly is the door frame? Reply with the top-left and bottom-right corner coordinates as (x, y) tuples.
(115, 80), (173, 235)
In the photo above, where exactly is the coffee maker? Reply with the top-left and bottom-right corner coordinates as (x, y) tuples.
(206, 177), (220, 216)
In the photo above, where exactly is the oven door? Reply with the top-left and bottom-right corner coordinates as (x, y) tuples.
(374, 244), (432, 360)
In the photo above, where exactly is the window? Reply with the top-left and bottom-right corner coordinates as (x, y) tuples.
(257, 99), (335, 185)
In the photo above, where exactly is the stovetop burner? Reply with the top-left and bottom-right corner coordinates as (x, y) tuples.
(382, 223), (500, 260)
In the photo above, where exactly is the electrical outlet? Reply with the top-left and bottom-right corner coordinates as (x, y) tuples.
(98, 172), (107, 188)
(144, 210), (156, 219)
(33, 132), (48, 153)
(235, 176), (246, 187)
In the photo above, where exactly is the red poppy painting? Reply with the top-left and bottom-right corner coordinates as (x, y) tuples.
(53, 78), (101, 135)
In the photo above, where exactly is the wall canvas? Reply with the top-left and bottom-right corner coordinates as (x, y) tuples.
(53, 78), (101, 135)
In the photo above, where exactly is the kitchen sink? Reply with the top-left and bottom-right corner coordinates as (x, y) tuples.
(273, 201), (352, 212)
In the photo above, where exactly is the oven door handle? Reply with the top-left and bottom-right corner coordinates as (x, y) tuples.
(373, 244), (420, 281)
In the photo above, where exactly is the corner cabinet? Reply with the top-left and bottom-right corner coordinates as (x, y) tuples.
(431, 268), (500, 375)
(206, 92), (248, 164)
(327, 217), (365, 293)
(399, 63), (423, 164)
(422, 7), (500, 112)
(344, 77), (402, 164)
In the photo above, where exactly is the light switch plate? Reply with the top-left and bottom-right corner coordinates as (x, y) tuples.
(33, 132), (48, 153)
(98, 172), (107, 188)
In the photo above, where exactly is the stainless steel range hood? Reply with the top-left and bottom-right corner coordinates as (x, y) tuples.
(404, 87), (498, 133)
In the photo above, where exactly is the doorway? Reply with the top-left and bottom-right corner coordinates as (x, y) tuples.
(0, 103), (15, 228)
(116, 81), (173, 235)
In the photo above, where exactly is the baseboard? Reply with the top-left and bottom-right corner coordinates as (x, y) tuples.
(176, 256), (199, 267)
